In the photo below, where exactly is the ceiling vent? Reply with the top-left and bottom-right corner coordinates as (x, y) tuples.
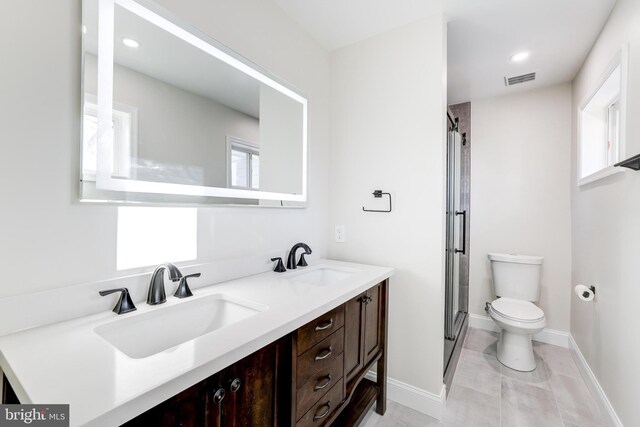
(504, 72), (536, 86)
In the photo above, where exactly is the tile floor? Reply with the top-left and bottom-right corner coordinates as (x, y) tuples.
(362, 327), (605, 427)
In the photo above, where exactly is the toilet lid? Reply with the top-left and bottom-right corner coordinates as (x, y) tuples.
(491, 298), (544, 322)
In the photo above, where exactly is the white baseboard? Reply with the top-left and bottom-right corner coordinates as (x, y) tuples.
(468, 314), (569, 348)
(568, 335), (623, 427)
(365, 371), (446, 420)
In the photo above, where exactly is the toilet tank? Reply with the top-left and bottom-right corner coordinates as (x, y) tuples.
(488, 253), (543, 301)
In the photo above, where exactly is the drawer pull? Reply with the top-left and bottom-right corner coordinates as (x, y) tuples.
(314, 319), (333, 331)
(314, 346), (333, 361)
(212, 388), (225, 405)
(313, 402), (332, 420)
(230, 378), (241, 393)
(313, 374), (332, 391)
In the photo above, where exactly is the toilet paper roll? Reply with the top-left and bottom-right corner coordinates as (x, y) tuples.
(574, 284), (595, 302)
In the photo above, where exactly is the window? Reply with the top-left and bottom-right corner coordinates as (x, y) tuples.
(82, 94), (137, 180)
(117, 207), (197, 270)
(227, 136), (259, 190)
(578, 45), (628, 185)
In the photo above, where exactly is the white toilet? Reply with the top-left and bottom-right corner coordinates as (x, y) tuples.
(487, 253), (545, 372)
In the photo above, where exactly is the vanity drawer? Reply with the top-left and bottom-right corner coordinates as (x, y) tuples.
(296, 355), (343, 418)
(297, 305), (345, 355)
(295, 378), (344, 427)
(297, 328), (344, 385)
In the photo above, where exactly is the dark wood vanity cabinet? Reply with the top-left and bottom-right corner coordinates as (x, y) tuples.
(291, 305), (346, 426)
(124, 379), (210, 427)
(344, 282), (383, 390)
(125, 279), (389, 426)
(124, 339), (286, 427)
(291, 279), (389, 427)
(219, 338), (287, 427)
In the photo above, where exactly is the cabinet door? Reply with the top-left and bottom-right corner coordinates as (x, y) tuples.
(221, 340), (282, 427)
(343, 293), (365, 385)
(123, 379), (211, 427)
(364, 283), (382, 366)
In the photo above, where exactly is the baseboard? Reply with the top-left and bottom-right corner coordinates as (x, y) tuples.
(568, 335), (623, 427)
(468, 314), (569, 348)
(365, 371), (446, 420)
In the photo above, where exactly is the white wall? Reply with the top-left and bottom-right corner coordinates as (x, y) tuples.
(571, 0), (640, 424)
(328, 15), (447, 397)
(469, 84), (572, 332)
(0, 0), (330, 298)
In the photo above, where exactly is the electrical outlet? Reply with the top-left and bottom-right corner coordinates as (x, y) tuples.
(335, 225), (346, 243)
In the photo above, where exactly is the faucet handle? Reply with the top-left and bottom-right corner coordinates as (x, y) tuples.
(99, 288), (137, 315)
(174, 273), (200, 299)
(297, 253), (309, 267)
(270, 257), (286, 273)
(297, 246), (312, 267)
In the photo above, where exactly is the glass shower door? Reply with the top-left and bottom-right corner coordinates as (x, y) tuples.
(445, 130), (464, 341)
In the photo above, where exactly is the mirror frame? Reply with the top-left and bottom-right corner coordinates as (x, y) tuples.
(88, 0), (307, 204)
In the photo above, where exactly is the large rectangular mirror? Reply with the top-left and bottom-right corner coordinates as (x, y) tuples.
(81, 0), (307, 206)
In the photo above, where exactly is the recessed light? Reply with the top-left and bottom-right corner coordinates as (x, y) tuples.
(122, 38), (140, 48)
(510, 52), (529, 62)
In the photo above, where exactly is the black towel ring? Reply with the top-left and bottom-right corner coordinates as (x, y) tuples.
(362, 190), (392, 213)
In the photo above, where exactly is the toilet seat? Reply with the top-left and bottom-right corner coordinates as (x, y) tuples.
(491, 298), (544, 323)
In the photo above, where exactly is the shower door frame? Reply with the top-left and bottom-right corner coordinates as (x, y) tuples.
(444, 124), (469, 380)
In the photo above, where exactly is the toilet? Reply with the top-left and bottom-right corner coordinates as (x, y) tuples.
(487, 253), (545, 372)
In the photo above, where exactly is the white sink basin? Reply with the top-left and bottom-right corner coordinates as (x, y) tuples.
(94, 294), (267, 358)
(290, 267), (357, 286)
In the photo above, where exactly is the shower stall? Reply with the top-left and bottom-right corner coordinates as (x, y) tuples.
(443, 105), (471, 389)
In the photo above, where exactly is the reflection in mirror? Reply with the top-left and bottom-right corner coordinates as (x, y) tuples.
(81, 0), (306, 206)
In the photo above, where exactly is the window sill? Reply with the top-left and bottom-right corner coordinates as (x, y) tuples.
(578, 165), (625, 187)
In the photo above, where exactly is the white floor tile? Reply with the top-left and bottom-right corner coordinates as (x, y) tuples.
(362, 328), (603, 427)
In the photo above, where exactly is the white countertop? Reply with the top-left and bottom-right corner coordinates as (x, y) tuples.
(0, 260), (393, 426)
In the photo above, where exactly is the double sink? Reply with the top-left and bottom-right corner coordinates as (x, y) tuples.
(94, 266), (358, 359)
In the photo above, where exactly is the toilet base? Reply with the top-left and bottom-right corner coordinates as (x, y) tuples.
(497, 330), (536, 372)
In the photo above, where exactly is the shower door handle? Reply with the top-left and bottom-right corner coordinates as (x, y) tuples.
(455, 210), (466, 255)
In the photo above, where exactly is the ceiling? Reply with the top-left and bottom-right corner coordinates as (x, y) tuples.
(273, 0), (617, 104)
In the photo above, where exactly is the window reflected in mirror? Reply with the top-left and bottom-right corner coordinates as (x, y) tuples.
(227, 137), (260, 190)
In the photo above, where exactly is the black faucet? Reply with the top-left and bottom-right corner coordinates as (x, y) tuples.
(286, 243), (312, 270)
(147, 262), (183, 305)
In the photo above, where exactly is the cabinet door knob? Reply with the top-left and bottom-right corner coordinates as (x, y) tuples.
(313, 374), (332, 391)
(314, 319), (333, 331)
(230, 378), (241, 393)
(314, 346), (333, 361)
(313, 401), (332, 420)
(212, 388), (225, 404)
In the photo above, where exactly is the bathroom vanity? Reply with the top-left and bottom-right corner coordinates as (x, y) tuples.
(120, 280), (387, 426)
(0, 261), (392, 426)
